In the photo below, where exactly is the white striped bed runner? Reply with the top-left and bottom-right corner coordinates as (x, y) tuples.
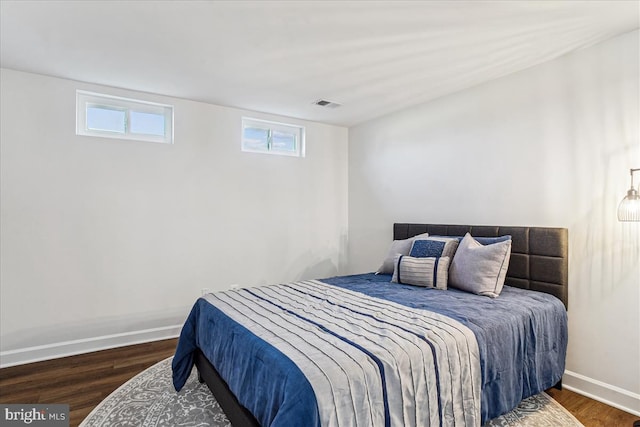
(204, 280), (481, 427)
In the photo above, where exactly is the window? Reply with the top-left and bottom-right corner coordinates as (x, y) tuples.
(76, 90), (173, 144)
(242, 117), (304, 157)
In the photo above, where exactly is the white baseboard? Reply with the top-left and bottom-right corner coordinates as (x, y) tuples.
(0, 325), (182, 368)
(563, 370), (640, 417)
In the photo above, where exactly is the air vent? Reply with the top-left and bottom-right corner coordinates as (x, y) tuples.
(313, 99), (341, 109)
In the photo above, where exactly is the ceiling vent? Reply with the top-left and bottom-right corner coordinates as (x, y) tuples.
(313, 99), (341, 109)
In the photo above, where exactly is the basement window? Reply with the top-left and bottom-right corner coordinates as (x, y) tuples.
(76, 90), (173, 144)
(242, 117), (304, 157)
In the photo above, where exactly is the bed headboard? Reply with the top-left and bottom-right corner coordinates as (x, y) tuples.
(393, 223), (569, 308)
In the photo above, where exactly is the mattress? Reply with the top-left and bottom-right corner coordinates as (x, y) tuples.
(172, 273), (567, 426)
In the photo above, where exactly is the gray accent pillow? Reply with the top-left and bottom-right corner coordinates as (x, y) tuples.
(449, 233), (512, 297)
(391, 255), (450, 290)
(376, 232), (429, 274)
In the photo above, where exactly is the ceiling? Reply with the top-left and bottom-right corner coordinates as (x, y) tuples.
(1, 1), (638, 127)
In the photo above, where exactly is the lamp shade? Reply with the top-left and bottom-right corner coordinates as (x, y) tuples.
(618, 188), (640, 221)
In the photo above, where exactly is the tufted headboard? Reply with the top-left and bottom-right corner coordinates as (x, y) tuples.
(393, 223), (569, 308)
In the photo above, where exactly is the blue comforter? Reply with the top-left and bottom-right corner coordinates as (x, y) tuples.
(172, 294), (320, 426)
(323, 274), (568, 422)
(173, 273), (567, 425)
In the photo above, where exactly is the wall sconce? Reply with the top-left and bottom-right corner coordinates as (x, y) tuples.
(618, 168), (640, 222)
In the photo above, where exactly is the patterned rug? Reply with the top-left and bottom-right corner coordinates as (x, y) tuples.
(80, 357), (583, 427)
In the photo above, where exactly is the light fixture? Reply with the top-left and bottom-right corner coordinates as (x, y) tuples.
(618, 168), (640, 222)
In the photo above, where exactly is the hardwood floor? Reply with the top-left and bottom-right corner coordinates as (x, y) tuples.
(1, 338), (637, 427)
(0, 339), (177, 426)
(547, 388), (638, 427)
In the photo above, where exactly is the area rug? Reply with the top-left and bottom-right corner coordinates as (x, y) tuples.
(80, 357), (583, 427)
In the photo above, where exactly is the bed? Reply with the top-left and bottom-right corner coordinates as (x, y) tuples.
(172, 223), (568, 426)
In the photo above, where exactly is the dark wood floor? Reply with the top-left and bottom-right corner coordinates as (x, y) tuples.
(0, 338), (637, 427)
(0, 339), (178, 426)
(546, 387), (638, 427)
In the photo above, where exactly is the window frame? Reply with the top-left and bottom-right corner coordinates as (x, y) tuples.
(241, 117), (305, 157)
(76, 90), (174, 144)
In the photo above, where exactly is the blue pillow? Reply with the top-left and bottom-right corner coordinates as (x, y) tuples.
(474, 235), (512, 245)
(430, 235), (511, 246)
(410, 239), (446, 258)
(409, 237), (460, 259)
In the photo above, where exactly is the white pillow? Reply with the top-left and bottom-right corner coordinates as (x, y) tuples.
(449, 233), (511, 297)
(376, 232), (429, 274)
(391, 255), (450, 290)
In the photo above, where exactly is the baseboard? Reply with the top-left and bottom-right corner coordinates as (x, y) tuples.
(0, 325), (182, 368)
(563, 370), (640, 417)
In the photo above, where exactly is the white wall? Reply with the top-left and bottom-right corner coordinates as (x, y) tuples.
(348, 30), (640, 414)
(0, 69), (348, 364)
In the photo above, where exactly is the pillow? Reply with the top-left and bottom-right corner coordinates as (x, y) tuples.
(391, 255), (450, 290)
(429, 235), (511, 246)
(473, 235), (511, 245)
(448, 233), (512, 297)
(409, 236), (459, 259)
(376, 233), (429, 274)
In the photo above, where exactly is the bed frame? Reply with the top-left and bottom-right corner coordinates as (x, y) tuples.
(195, 223), (569, 426)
